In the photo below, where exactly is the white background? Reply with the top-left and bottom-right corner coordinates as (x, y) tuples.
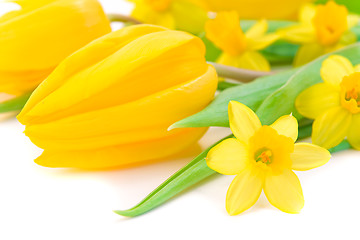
(0, 1), (360, 239)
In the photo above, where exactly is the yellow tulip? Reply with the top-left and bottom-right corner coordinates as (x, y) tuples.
(198, 0), (313, 20)
(17, 24), (218, 169)
(205, 11), (279, 72)
(129, 0), (208, 34)
(0, 0), (111, 95)
(278, 1), (359, 66)
(206, 101), (331, 215)
(296, 55), (360, 150)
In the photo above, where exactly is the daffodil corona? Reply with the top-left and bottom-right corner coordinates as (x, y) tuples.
(296, 55), (360, 150)
(205, 11), (279, 72)
(17, 24), (218, 169)
(206, 101), (331, 215)
(279, 1), (359, 66)
(129, 0), (208, 34)
(0, 0), (111, 95)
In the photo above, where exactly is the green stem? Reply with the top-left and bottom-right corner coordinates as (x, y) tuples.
(106, 14), (141, 24)
(0, 92), (32, 113)
(114, 125), (350, 218)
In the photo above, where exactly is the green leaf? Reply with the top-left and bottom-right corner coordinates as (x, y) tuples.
(0, 92), (31, 113)
(315, 0), (360, 14)
(171, 69), (295, 129)
(256, 43), (360, 125)
(217, 81), (242, 91)
(114, 126), (350, 218)
(114, 136), (232, 217)
(173, 43), (360, 129)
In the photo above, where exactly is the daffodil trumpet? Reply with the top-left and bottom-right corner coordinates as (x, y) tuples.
(115, 122), (350, 218)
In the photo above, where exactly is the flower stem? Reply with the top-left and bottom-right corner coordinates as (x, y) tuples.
(106, 13), (142, 24)
(209, 62), (274, 82)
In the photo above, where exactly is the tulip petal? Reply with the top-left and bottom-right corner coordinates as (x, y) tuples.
(226, 166), (264, 215)
(264, 169), (304, 214)
(18, 24), (168, 122)
(245, 19), (268, 39)
(270, 115), (298, 142)
(320, 55), (354, 88)
(291, 143), (331, 171)
(312, 107), (352, 149)
(23, 66), (218, 150)
(347, 113), (360, 150)
(206, 138), (249, 175)
(34, 127), (207, 169)
(295, 83), (340, 119)
(19, 28), (208, 125)
(293, 43), (324, 67)
(228, 101), (262, 144)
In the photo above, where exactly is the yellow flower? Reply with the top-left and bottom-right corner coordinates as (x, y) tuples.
(296, 55), (360, 150)
(0, 0), (111, 95)
(279, 1), (359, 66)
(129, 0), (208, 34)
(206, 101), (331, 215)
(198, 0), (312, 20)
(205, 11), (279, 72)
(17, 24), (218, 169)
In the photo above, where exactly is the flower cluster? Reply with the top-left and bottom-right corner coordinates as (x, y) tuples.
(0, 0), (359, 218)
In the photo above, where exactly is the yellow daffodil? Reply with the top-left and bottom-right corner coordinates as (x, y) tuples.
(206, 101), (331, 215)
(296, 55), (360, 150)
(0, 0), (111, 95)
(205, 11), (279, 72)
(129, 0), (208, 34)
(198, 0), (312, 20)
(17, 24), (218, 169)
(279, 1), (359, 66)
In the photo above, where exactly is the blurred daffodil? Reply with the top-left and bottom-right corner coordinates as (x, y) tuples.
(129, 0), (208, 34)
(198, 0), (312, 20)
(296, 55), (360, 150)
(279, 1), (359, 66)
(206, 101), (330, 215)
(17, 24), (218, 169)
(0, 0), (111, 95)
(205, 11), (279, 73)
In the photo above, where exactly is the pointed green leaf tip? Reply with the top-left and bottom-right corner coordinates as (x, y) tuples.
(0, 92), (31, 113)
(114, 124), (350, 217)
(114, 135), (233, 217)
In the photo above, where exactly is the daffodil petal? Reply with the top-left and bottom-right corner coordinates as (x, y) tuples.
(228, 101), (262, 143)
(312, 107), (352, 149)
(354, 64), (360, 72)
(347, 113), (360, 150)
(206, 138), (249, 175)
(264, 169), (304, 214)
(247, 33), (279, 51)
(320, 55), (354, 88)
(339, 31), (357, 46)
(270, 115), (298, 142)
(278, 24), (316, 44)
(295, 83), (340, 119)
(245, 19), (268, 39)
(291, 143), (331, 171)
(239, 51), (271, 71)
(294, 43), (324, 67)
(299, 4), (316, 25)
(226, 166), (264, 215)
(347, 14), (359, 29)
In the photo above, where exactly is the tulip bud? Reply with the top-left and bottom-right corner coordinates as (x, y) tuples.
(0, 0), (111, 95)
(17, 24), (218, 169)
